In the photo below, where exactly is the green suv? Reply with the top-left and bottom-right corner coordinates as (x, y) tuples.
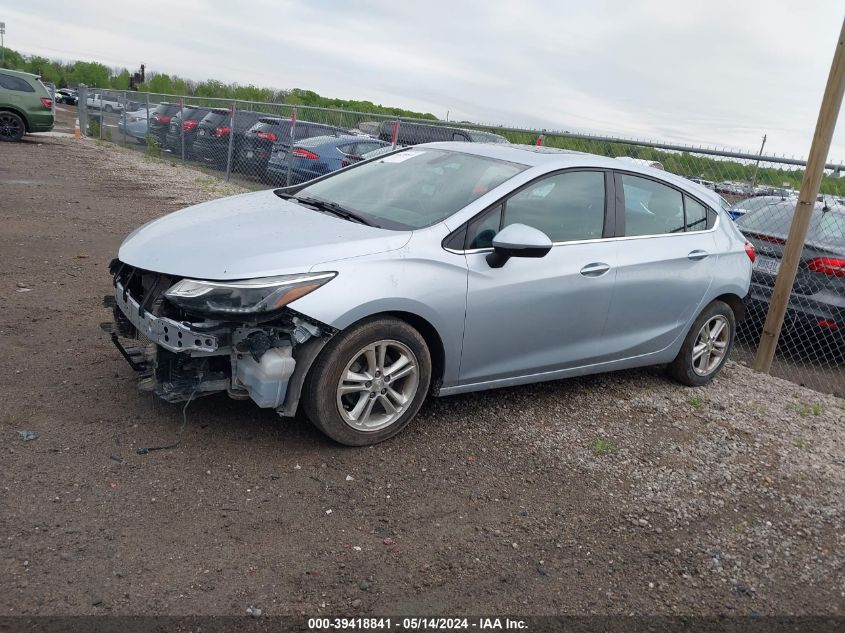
(0, 69), (55, 142)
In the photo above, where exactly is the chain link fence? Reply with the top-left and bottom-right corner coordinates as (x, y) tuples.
(75, 86), (845, 398)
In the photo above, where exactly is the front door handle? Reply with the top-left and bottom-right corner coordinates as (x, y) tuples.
(688, 250), (709, 261)
(580, 262), (611, 277)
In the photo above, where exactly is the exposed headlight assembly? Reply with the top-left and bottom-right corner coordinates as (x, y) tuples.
(164, 272), (336, 315)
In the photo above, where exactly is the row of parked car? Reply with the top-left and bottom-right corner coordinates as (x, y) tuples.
(686, 177), (799, 199)
(113, 102), (509, 184)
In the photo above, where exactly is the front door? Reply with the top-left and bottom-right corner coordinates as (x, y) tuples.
(458, 170), (618, 386)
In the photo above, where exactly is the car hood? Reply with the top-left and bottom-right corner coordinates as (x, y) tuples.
(118, 189), (411, 279)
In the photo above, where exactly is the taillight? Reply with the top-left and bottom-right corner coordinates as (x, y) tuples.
(183, 120), (198, 132)
(807, 257), (845, 277)
(40, 97), (53, 109)
(744, 241), (756, 263)
(341, 158), (351, 168)
(257, 131), (277, 141)
(292, 147), (319, 159)
(214, 126), (231, 138)
(154, 114), (171, 124)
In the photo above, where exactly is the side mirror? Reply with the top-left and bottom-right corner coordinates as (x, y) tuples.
(486, 223), (553, 268)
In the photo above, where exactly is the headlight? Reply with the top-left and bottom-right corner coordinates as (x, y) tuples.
(164, 272), (336, 315)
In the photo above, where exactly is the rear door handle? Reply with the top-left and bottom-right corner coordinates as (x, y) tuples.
(688, 250), (709, 261)
(580, 262), (611, 277)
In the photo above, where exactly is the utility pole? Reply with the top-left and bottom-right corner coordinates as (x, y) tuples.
(754, 17), (845, 373)
(750, 133), (767, 190)
(1, 23), (6, 65)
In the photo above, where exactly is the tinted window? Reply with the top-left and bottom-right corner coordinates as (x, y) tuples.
(466, 205), (503, 249)
(0, 74), (35, 92)
(622, 174), (684, 236)
(154, 103), (181, 116)
(503, 171), (605, 242)
(684, 196), (708, 232)
(738, 204), (845, 243)
(296, 148), (526, 230)
(353, 141), (385, 155)
(201, 110), (230, 126)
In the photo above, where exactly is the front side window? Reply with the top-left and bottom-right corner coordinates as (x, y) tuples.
(466, 204), (503, 249)
(295, 149), (526, 230)
(622, 174), (684, 236)
(503, 171), (606, 242)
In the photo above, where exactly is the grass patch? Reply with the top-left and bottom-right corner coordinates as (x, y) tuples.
(591, 437), (615, 456)
(145, 134), (161, 158)
(786, 402), (824, 418)
(687, 395), (704, 410)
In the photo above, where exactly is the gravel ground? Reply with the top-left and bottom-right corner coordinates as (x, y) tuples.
(1, 135), (844, 619)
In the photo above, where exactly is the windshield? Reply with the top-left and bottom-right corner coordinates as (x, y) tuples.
(293, 148), (527, 230)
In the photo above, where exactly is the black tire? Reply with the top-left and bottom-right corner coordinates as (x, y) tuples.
(0, 111), (26, 142)
(302, 317), (431, 446)
(668, 300), (736, 386)
(105, 104), (113, 113)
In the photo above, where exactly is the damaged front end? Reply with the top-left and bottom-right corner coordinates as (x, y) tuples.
(103, 260), (336, 415)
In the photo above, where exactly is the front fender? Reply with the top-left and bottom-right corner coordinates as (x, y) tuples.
(290, 231), (468, 387)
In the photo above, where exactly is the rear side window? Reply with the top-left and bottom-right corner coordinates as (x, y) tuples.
(0, 74), (35, 92)
(684, 196), (708, 232)
(622, 174), (684, 236)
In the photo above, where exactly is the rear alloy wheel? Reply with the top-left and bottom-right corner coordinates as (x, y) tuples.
(668, 300), (735, 386)
(0, 112), (25, 142)
(303, 317), (431, 446)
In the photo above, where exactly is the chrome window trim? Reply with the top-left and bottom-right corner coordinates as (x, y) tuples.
(444, 203), (721, 255)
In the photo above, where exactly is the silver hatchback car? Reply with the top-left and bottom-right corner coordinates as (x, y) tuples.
(108, 143), (753, 445)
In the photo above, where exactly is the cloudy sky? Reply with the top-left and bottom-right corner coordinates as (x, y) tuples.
(4, 0), (844, 161)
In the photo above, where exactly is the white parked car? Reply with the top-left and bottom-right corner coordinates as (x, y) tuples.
(86, 93), (124, 113)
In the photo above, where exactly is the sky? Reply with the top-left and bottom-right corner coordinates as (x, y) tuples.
(3, 0), (844, 162)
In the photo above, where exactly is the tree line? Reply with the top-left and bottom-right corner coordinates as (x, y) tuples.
(0, 47), (437, 120)
(3, 46), (841, 194)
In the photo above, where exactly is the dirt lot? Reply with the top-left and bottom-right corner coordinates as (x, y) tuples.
(1, 136), (844, 620)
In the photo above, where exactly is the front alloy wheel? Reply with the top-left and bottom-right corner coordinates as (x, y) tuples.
(303, 317), (431, 446)
(337, 340), (420, 431)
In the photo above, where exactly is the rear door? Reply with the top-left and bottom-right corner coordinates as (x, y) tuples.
(601, 172), (717, 357)
(459, 170), (618, 385)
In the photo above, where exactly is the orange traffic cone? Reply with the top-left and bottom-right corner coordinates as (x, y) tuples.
(74, 119), (81, 139)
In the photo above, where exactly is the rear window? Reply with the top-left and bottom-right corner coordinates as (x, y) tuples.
(185, 107), (212, 122)
(154, 103), (181, 116)
(738, 204), (845, 243)
(201, 110), (230, 126)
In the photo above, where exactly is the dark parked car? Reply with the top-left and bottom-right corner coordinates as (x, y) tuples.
(164, 106), (212, 158)
(191, 108), (264, 169)
(55, 89), (78, 105)
(259, 120), (354, 183)
(237, 117), (349, 178)
(377, 120), (509, 146)
(266, 134), (388, 185)
(736, 197), (845, 358)
(148, 102), (182, 145)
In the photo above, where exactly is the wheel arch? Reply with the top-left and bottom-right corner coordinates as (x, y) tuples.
(380, 310), (446, 394)
(713, 292), (746, 322)
(0, 106), (30, 132)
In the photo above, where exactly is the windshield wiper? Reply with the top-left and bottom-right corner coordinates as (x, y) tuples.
(274, 190), (377, 226)
(295, 196), (377, 227)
